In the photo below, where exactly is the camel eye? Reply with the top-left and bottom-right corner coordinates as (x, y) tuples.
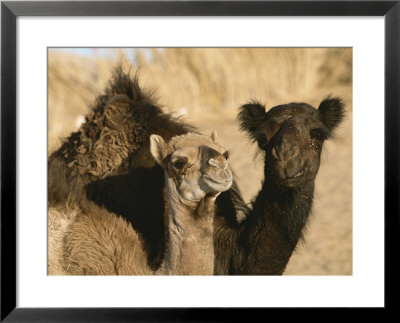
(223, 151), (229, 160)
(310, 128), (328, 142)
(172, 157), (188, 169)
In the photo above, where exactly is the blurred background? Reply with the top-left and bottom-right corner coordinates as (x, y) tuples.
(48, 48), (352, 275)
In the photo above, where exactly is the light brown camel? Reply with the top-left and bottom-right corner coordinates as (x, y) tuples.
(61, 132), (233, 275)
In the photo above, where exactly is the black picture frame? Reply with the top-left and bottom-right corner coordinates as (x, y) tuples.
(1, 1), (399, 321)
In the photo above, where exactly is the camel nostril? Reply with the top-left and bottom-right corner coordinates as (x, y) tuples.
(272, 143), (299, 162)
(292, 146), (300, 159)
(271, 147), (279, 160)
(208, 158), (219, 167)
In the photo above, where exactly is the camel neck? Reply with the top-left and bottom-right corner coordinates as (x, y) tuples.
(237, 178), (315, 275)
(157, 177), (216, 275)
(260, 181), (314, 207)
(258, 181), (314, 247)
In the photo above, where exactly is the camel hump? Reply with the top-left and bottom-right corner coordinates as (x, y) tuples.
(106, 65), (154, 105)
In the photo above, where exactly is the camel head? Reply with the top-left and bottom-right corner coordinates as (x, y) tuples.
(150, 132), (233, 201)
(238, 97), (345, 188)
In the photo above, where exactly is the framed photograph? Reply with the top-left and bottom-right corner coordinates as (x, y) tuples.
(1, 1), (398, 321)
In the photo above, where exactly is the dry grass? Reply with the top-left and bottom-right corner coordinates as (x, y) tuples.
(48, 47), (351, 153)
(48, 48), (352, 275)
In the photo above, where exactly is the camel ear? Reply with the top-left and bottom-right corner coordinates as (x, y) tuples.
(237, 101), (267, 144)
(210, 130), (218, 143)
(318, 97), (345, 134)
(150, 134), (169, 166)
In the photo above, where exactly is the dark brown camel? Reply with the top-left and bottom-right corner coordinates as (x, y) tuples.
(214, 98), (345, 274)
(48, 67), (344, 274)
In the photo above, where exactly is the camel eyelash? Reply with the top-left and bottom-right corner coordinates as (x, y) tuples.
(310, 128), (329, 141)
(223, 151), (230, 159)
(172, 157), (188, 169)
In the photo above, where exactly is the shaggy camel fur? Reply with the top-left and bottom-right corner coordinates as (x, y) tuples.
(48, 67), (247, 273)
(62, 132), (233, 275)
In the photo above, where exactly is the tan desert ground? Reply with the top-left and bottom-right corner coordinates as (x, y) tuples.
(48, 48), (352, 275)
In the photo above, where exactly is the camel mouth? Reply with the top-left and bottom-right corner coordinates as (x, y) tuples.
(279, 168), (304, 185)
(286, 169), (304, 179)
(202, 175), (233, 192)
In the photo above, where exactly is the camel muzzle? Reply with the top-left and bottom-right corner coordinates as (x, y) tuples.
(270, 141), (304, 184)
